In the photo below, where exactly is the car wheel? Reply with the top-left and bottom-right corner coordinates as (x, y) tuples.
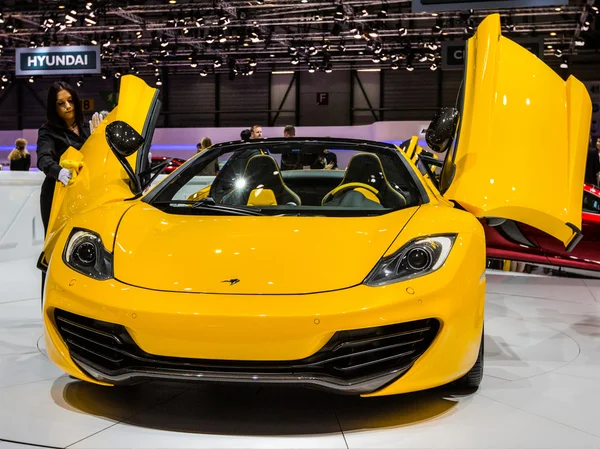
(451, 329), (484, 390)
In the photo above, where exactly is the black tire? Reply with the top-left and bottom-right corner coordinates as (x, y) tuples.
(450, 330), (484, 390)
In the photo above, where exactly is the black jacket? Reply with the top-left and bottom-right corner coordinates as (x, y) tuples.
(10, 154), (31, 171)
(36, 123), (89, 195)
(585, 147), (600, 186)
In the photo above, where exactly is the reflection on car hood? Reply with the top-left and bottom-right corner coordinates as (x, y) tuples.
(114, 203), (419, 294)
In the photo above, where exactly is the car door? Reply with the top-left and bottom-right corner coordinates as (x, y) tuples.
(438, 14), (591, 252)
(39, 75), (161, 268)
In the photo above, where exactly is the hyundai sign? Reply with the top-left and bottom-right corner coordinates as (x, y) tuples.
(15, 46), (101, 76)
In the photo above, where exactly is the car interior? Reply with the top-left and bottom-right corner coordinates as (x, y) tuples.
(209, 149), (419, 209)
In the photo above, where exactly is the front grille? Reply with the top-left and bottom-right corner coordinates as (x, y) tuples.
(54, 309), (439, 388)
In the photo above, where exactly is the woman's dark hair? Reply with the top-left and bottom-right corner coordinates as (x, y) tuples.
(46, 81), (84, 130)
(240, 129), (251, 141)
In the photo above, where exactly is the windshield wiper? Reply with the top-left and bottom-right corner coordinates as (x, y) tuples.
(152, 199), (264, 216)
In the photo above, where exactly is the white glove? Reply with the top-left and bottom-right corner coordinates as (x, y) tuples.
(58, 168), (72, 186)
(89, 110), (109, 133)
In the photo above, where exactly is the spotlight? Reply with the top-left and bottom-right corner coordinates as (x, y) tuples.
(249, 57), (257, 67)
(430, 63), (438, 71)
(406, 63), (414, 72)
(28, 76), (35, 83)
(325, 63), (332, 73)
(77, 77), (83, 87)
(560, 58), (568, 69)
(156, 77), (163, 86)
(214, 57), (222, 68)
(575, 37), (585, 47)
(308, 64), (316, 73)
(114, 71), (121, 79)
(291, 56), (299, 65)
(391, 62), (399, 70)
(200, 68), (208, 76)
(1, 74), (8, 83)
(399, 26), (408, 36)
(554, 48), (563, 57)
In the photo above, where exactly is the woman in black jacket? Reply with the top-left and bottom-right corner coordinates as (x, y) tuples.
(37, 81), (89, 234)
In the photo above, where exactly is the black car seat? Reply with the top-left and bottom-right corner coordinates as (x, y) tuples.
(221, 155), (302, 206)
(322, 153), (406, 208)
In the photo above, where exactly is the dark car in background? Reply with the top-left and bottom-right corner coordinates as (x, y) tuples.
(484, 184), (600, 274)
(151, 156), (186, 174)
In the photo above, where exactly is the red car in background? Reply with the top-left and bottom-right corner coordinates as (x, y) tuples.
(484, 184), (600, 274)
(151, 156), (186, 174)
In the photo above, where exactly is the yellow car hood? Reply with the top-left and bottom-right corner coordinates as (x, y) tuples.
(113, 203), (419, 294)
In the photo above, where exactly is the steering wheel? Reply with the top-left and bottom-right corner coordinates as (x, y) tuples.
(322, 182), (380, 205)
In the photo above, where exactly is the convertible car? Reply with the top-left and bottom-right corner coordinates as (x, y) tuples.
(38, 14), (591, 397)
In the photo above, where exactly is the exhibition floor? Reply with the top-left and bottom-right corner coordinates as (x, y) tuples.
(1, 258), (600, 449)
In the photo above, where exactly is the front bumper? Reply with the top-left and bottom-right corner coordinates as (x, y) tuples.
(53, 308), (439, 394)
(43, 234), (486, 397)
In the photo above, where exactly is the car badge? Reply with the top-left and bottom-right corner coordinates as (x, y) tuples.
(222, 278), (240, 286)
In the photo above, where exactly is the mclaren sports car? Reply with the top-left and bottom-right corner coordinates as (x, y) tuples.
(39, 14), (591, 397)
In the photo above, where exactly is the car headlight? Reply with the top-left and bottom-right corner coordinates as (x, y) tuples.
(364, 234), (456, 286)
(62, 229), (113, 280)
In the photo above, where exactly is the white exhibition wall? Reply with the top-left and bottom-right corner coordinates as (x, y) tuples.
(0, 120), (430, 168)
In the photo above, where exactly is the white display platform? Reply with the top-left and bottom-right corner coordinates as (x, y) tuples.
(1, 260), (600, 448)
(0, 172), (214, 263)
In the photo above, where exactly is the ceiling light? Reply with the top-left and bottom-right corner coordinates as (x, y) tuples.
(399, 27), (408, 36)
(391, 62), (399, 70)
(249, 57), (257, 67)
(575, 37), (585, 46)
(200, 68), (208, 76)
(325, 64), (332, 73)
(406, 63), (414, 72)
(308, 64), (316, 73)
(273, 71), (294, 74)
(554, 48), (563, 57)
(29, 76), (35, 83)
(358, 68), (381, 72)
(554, 7), (562, 11)
(550, 32), (557, 36)
(430, 63), (438, 71)
(77, 78), (83, 87)
(156, 77), (163, 86)
(560, 58), (568, 69)
(214, 57), (222, 68)
(291, 56), (300, 65)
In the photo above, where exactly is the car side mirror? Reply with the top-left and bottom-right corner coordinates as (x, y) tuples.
(425, 108), (460, 154)
(105, 121), (144, 194)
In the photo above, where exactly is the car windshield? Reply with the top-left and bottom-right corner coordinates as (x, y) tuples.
(146, 138), (425, 217)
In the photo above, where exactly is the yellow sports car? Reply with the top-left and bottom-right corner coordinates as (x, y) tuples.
(39, 14), (591, 397)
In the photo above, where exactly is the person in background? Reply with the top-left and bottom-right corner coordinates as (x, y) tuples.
(585, 136), (600, 187)
(250, 125), (263, 139)
(8, 138), (31, 171)
(37, 81), (90, 235)
(283, 125), (295, 137)
(240, 129), (251, 141)
(323, 136), (338, 170)
(197, 137), (219, 176)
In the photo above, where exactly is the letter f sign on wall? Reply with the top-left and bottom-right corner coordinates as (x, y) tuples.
(317, 92), (329, 106)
